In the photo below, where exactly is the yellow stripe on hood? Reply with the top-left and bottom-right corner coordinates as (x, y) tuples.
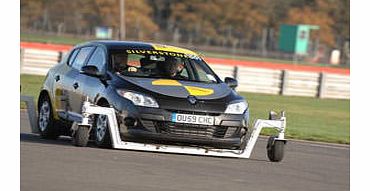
(152, 79), (182, 86)
(184, 86), (214, 96)
(152, 79), (215, 96)
(152, 44), (198, 56)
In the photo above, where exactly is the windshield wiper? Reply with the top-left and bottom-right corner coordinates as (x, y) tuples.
(119, 74), (217, 84)
(176, 78), (218, 84)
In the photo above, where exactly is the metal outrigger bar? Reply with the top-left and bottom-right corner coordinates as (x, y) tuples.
(79, 101), (287, 159)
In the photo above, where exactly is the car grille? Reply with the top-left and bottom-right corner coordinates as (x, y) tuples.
(154, 122), (227, 138)
(166, 109), (220, 116)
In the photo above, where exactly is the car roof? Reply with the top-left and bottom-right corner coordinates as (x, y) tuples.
(77, 40), (199, 56)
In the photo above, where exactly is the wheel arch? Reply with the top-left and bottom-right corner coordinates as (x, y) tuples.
(38, 89), (50, 107)
(96, 97), (110, 107)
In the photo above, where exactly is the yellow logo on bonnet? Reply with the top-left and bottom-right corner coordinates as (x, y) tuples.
(183, 86), (214, 96)
(152, 79), (182, 86)
(152, 79), (214, 96)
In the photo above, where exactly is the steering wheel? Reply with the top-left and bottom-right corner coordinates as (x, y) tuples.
(117, 65), (141, 73)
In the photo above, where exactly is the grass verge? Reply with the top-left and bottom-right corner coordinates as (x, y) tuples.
(21, 33), (89, 45)
(240, 92), (349, 144)
(20, 74), (349, 144)
(20, 74), (45, 108)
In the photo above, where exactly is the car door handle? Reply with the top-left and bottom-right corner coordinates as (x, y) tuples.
(73, 82), (79, 89)
(54, 75), (60, 82)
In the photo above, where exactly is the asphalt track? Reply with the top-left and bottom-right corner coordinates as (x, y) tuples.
(20, 111), (349, 191)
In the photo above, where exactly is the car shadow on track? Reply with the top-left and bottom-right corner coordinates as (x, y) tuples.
(20, 133), (74, 146)
(20, 133), (110, 154)
(20, 132), (112, 150)
(20, 133), (97, 148)
(20, 133), (270, 162)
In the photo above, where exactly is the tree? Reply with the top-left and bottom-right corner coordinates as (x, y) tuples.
(167, 0), (269, 48)
(21, 0), (43, 30)
(284, 0), (340, 48)
(94, 0), (159, 40)
(20, 0), (349, 50)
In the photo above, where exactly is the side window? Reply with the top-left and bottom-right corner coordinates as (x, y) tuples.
(86, 47), (106, 72)
(179, 66), (189, 78)
(68, 49), (80, 65)
(191, 60), (218, 83)
(71, 47), (94, 70)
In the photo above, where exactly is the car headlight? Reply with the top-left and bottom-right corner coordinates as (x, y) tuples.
(117, 90), (159, 108)
(224, 101), (248, 114)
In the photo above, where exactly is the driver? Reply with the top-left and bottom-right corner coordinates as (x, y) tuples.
(114, 54), (140, 74)
(113, 54), (128, 74)
(158, 56), (185, 78)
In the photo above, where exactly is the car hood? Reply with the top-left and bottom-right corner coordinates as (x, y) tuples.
(120, 76), (231, 100)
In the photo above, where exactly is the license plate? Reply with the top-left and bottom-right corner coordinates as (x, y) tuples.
(171, 113), (214, 125)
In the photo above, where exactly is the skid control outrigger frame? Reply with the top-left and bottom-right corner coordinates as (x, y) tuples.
(77, 101), (287, 159)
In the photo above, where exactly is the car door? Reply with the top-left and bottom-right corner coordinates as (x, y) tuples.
(65, 46), (95, 119)
(80, 46), (108, 104)
(53, 48), (80, 118)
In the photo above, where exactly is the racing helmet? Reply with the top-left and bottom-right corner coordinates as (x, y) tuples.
(113, 54), (128, 73)
(158, 56), (183, 77)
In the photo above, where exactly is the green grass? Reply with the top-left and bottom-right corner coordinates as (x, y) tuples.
(21, 33), (91, 45)
(20, 74), (350, 144)
(20, 74), (45, 108)
(241, 92), (350, 144)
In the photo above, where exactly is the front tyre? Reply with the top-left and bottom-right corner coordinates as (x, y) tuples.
(95, 112), (111, 148)
(238, 135), (248, 150)
(38, 95), (59, 139)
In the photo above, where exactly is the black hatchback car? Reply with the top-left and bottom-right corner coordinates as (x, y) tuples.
(38, 41), (249, 149)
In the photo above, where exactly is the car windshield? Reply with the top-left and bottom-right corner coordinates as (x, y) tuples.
(110, 49), (219, 83)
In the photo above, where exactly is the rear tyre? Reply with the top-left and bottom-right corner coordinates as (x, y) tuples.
(267, 136), (285, 162)
(38, 95), (59, 139)
(73, 125), (90, 147)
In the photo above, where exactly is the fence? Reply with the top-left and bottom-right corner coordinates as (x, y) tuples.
(237, 67), (282, 95)
(208, 66), (350, 99)
(21, 48), (62, 75)
(20, 47), (350, 100)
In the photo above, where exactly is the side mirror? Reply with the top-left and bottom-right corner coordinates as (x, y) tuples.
(80, 65), (101, 77)
(224, 77), (238, 89)
(269, 111), (278, 120)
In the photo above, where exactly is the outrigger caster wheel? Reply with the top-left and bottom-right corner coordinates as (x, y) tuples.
(266, 136), (285, 162)
(72, 125), (90, 147)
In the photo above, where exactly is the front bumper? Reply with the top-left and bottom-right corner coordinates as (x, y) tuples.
(118, 107), (249, 149)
